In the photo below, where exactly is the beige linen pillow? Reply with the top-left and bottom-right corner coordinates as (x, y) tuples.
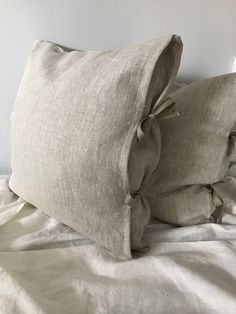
(149, 73), (236, 226)
(9, 36), (182, 259)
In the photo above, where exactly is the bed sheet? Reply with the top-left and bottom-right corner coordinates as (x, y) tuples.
(0, 174), (236, 314)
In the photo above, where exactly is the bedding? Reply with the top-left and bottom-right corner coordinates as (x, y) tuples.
(1, 172), (236, 314)
(149, 73), (236, 226)
(9, 36), (182, 259)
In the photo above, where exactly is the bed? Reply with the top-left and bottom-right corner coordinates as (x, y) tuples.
(1, 168), (236, 314)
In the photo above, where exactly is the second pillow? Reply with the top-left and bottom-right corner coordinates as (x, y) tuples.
(149, 73), (236, 225)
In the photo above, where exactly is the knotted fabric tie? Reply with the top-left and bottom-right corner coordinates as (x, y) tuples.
(137, 98), (179, 141)
(125, 191), (142, 206)
(203, 185), (223, 208)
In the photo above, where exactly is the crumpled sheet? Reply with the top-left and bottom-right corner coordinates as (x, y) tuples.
(0, 174), (236, 314)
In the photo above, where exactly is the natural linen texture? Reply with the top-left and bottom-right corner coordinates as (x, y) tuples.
(9, 36), (182, 259)
(149, 73), (236, 226)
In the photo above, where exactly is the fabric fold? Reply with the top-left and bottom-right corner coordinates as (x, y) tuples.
(137, 98), (178, 141)
(0, 198), (26, 227)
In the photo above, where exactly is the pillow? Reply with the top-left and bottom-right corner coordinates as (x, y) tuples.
(9, 36), (182, 259)
(149, 73), (236, 226)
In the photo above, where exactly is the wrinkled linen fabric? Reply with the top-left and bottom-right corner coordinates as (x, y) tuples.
(9, 36), (182, 259)
(0, 174), (236, 314)
(149, 73), (236, 226)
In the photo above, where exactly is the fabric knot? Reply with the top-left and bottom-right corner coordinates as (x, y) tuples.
(137, 115), (156, 141)
(203, 185), (223, 207)
(136, 97), (179, 141)
(125, 191), (142, 206)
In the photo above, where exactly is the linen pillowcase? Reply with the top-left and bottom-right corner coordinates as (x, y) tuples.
(9, 35), (183, 259)
(149, 73), (236, 226)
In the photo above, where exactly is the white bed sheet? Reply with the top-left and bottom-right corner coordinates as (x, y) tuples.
(0, 174), (236, 314)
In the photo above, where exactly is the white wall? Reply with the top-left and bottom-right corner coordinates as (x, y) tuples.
(0, 0), (236, 174)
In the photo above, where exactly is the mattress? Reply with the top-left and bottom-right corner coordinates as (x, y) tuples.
(0, 174), (236, 314)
